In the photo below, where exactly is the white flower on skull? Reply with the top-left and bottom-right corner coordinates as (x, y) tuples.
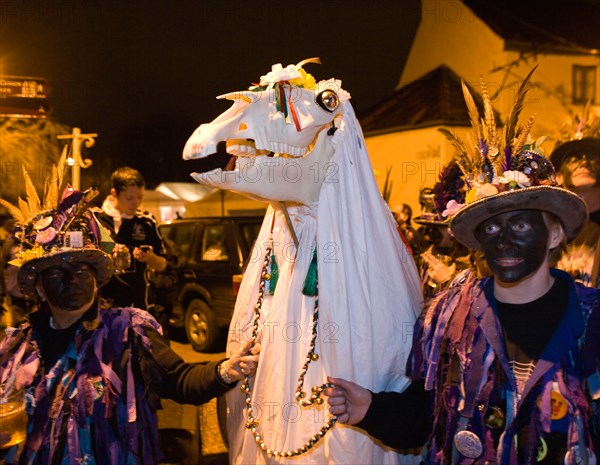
(259, 64), (303, 86)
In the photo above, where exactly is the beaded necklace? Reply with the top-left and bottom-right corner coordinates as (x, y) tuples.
(240, 236), (337, 458)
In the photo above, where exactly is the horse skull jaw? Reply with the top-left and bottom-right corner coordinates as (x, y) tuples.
(190, 153), (274, 188)
(188, 136), (280, 179)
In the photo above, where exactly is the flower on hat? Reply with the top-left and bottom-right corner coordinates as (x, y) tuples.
(259, 63), (303, 85)
(442, 200), (464, 218)
(498, 170), (530, 187)
(555, 100), (600, 145)
(416, 160), (467, 223)
(466, 182), (498, 203)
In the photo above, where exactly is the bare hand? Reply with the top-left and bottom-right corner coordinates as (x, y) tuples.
(324, 376), (372, 425)
(422, 252), (456, 285)
(223, 340), (261, 382)
(133, 246), (152, 262)
(133, 246), (167, 272)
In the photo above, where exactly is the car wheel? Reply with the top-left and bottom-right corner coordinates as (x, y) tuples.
(185, 299), (218, 352)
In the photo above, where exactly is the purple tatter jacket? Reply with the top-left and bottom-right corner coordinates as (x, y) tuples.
(0, 305), (232, 465)
(358, 269), (599, 465)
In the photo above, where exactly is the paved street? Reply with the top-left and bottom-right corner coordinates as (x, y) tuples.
(158, 339), (229, 465)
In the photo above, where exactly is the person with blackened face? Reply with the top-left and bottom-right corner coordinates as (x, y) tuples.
(324, 74), (600, 465)
(551, 137), (600, 287)
(474, 210), (560, 285)
(552, 137), (600, 225)
(0, 184), (260, 465)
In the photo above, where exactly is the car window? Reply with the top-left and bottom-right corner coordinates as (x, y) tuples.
(171, 223), (196, 258)
(200, 224), (229, 262)
(158, 224), (172, 240)
(240, 223), (262, 251)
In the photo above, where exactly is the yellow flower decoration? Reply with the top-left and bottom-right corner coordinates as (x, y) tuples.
(298, 68), (316, 89)
(465, 188), (477, 204)
(9, 244), (45, 268)
(466, 183), (498, 204)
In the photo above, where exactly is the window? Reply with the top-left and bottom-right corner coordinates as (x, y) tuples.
(572, 65), (597, 104)
(201, 225), (229, 262)
(240, 223), (262, 250)
(171, 223), (195, 258)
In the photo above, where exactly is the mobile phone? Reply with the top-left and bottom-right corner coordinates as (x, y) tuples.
(139, 245), (152, 253)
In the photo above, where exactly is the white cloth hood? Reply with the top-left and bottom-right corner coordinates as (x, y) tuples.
(183, 62), (423, 465)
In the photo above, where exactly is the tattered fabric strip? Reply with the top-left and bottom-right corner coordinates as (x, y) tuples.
(578, 285), (600, 400)
(0, 326), (40, 392)
(423, 291), (460, 391)
(0, 306), (164, 464)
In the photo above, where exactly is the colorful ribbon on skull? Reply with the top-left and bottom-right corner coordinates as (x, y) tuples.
(275, 81), (302, 132)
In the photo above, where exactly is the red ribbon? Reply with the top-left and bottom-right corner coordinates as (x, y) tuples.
(277, 81), (302, 132)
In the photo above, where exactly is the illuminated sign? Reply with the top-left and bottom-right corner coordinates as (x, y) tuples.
(0, 75), (51, 118)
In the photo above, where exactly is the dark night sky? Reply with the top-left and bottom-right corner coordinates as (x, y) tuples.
(0, 0), (420, 188)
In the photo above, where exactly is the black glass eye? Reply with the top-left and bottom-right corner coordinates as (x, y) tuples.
(316, 90), (339, 113)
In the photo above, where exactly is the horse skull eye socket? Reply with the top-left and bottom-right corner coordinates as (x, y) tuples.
(316, 90), (339, 113)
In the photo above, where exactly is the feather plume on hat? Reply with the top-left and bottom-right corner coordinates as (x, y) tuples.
(439, 67), (539, 192)
(0, 146), (67, 227)
(0, 157), (114, 298)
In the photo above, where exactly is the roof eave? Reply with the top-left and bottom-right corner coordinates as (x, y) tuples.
(505, 40), (600, 57)
(364, 120), (472, 138)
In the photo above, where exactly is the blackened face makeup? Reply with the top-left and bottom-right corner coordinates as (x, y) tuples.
(40, 262), (97, 310)
(560, 153), (599, 189)
(475, 210), (549, 283)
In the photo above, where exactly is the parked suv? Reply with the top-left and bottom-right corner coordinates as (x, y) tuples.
(158, 216), (264, 352)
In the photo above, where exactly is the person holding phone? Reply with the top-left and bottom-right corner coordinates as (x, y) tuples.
(94, 167), (167, 312)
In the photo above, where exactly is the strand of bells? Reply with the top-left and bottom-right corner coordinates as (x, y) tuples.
(240, 241), (337, 458)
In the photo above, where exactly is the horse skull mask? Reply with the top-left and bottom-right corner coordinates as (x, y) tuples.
(183, 62), (348, 205)
(182, 61), (422, 465)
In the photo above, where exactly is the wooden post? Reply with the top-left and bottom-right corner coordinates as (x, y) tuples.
(57, 127), (97, 190)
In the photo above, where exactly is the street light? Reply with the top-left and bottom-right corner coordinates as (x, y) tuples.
(57, 127), (97, 190)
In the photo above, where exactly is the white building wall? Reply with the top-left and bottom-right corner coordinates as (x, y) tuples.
(400, 0), (506, 90)
(366, 126), (472, 215)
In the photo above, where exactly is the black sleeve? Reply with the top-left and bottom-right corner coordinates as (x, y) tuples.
(145, 215), (166, 256)
(142, 327), (234, 404)
(354, 379), (433, 450)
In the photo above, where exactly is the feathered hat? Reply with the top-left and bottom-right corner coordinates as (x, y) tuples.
(0, 163), (114, 298)
(550, 101), (600, 170)
(440, 68), (588, 251)
(413, 160), (467, 226)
